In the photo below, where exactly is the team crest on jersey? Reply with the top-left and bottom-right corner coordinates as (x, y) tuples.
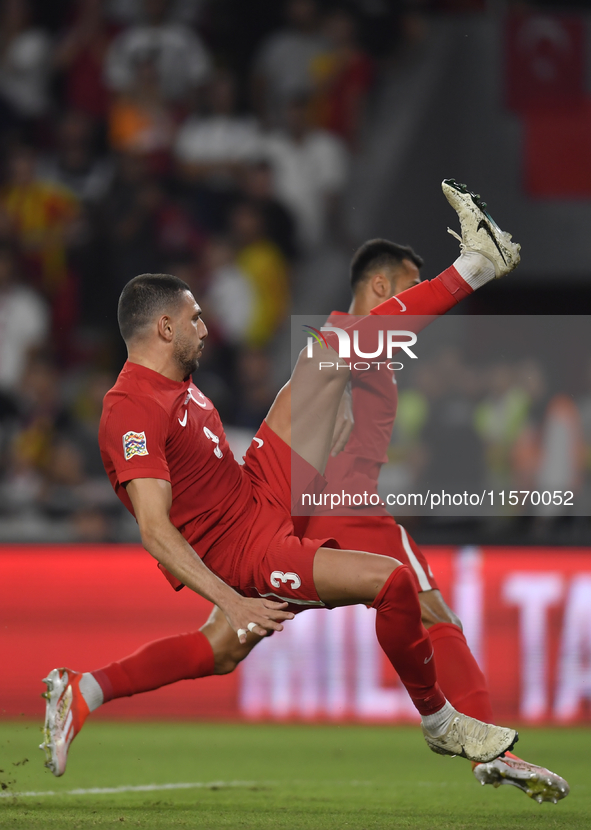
(123, 430), (148, 460)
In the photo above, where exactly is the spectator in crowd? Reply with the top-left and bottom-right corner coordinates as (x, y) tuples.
(39, 110), (114, 204)
(241, 160), (299, 262)
(418, 348), (485, 495)
(0, 0), (52, 130)
(175, 70), (264, 185)
(535, 395), (584, 501)
(108, 56), (177, 163)
(252, 0), (327, 126)
(203, 236), (255, 348)
(2, 357), (71, 517)
(40, 438), (88, 520)
(101, 151), (156, 284)
(475, 361), (530, 489)
(0, 241), (49, 393)
(233, 347), (277, 429)
(105, 0), (211, 103)
(0, 144), (80, 327)
(511, 359), (548, 490)
(54, 0), (117, 121)
(228, 199), (290, 348)
(102, 153), (206, 287)
(310, 8), (373, 149)
(174, 69), (264, 231)
(264, 94), (349, 251)
(69, 369), (118, 477)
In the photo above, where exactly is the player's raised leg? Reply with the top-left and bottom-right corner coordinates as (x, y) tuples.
(267, 179), (521, 473)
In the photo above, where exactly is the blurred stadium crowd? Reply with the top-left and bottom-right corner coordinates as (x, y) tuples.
(0, 0), (587, 543)
(389, 349), (591, 539)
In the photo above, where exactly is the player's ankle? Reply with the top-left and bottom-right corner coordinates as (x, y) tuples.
(421, 700), (456, 737)
(79, 672), (104, 712)
(453, 251), (495, 290)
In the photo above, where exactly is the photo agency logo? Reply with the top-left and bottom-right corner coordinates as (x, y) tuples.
(302, 324), (419, 371)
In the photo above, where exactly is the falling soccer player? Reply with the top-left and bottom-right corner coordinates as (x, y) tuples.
(40, 181), (559, 800)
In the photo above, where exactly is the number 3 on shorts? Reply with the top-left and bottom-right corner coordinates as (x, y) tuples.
(270, 570), (302, 590)
(203, 426), (223, 459)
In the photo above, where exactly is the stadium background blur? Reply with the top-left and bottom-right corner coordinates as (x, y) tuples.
(0, 0), (590, 547)
(2, 0), (591, 733)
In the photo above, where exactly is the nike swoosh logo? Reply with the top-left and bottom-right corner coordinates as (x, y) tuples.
(178, 410), (188, 427)
(394, 296), (406, 312)
(253, 437), (264, 448)
(477, 219), (507, 264)
(424, 650), (434, 664)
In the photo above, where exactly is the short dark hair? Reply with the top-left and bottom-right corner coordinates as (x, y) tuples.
(350, 239), (423, 291)
(117, 273), (191, 343)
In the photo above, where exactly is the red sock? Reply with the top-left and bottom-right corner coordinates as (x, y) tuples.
(92, 631), (215, 703)
(372, 566), (445, 715)
(370, 266), (473, 317)
(428, 622), (494, 723)
(323, 267), (473, 371)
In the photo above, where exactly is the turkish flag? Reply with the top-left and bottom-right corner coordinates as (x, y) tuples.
(524, 99), (591, 197)
(505, 13), (585, 112)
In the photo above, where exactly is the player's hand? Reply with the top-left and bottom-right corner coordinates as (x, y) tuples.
(223, 596), (294, 643)
(330, 383), (354, 456)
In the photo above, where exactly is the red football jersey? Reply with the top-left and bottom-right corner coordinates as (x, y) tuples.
(99, 361), (256, 558)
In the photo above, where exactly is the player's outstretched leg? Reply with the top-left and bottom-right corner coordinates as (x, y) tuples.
(39, 627), (237, 776)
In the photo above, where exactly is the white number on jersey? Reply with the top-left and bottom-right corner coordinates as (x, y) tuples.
(203, 426), (223, 459)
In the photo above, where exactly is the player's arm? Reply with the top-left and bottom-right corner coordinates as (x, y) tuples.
(126, 477), (294, 642)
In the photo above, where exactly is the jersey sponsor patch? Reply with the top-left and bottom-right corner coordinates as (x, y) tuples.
(123, 430), (149, 460)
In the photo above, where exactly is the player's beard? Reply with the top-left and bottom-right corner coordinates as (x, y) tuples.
(173, 333), (201, 378)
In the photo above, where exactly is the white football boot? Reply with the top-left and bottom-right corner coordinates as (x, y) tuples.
(39, 668), (90, 777)
(474, 754), (570, 804)
(422, 709), (518, 763)
(441, 179), (521, 278)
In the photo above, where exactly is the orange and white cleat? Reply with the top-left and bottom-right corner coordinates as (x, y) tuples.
(39, 668), (90, 777)
(474, 752), (570, 804)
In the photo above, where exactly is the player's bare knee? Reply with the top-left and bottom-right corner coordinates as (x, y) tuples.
(367, 555), (402, 598)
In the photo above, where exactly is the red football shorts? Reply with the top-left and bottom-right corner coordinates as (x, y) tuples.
(203, 420), (339, 612)
(303, 513), (439, 593)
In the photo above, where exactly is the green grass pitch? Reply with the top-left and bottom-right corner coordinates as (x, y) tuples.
(0, 722), (589, 829)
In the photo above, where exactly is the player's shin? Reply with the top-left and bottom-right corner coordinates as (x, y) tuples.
(428, 622), (494, 723)
(372, 566), (518, 762)
(91, 631), (215, 703)
(372, 566), (445, 716)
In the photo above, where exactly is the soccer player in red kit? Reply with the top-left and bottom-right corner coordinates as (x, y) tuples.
(42, 181), (531, 787)
(300, 240), (569, 802)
